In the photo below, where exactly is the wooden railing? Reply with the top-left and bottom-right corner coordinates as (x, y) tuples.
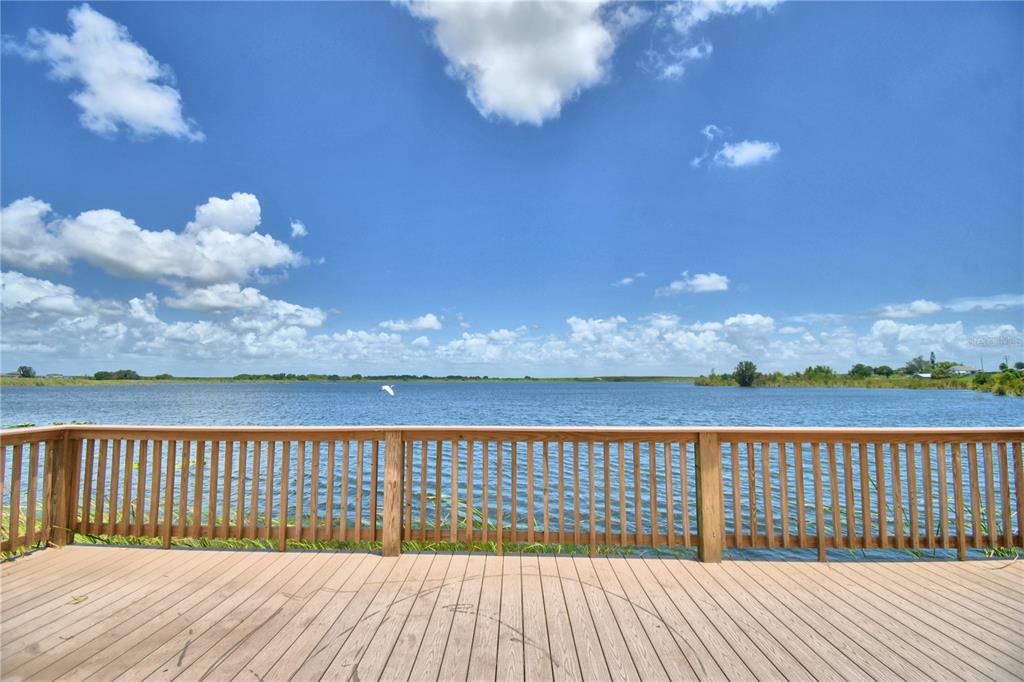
(1, 425), (1021, 561)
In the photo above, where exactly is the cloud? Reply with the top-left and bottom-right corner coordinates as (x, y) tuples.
(656, 271), (729, 296)
(1, 194), (302, 285)
(406, 1), (621, 125)
(378, 313), (443, 332)
(3, 3), (203, 140)
(946, 293), (1024, 312)
(613, 271), (647, 287)
(455, 313), (472, 329)
(713, 140), (780, 167)
(879, 299), (942, 319)
(646, 0), (779, 80)
(290, 220), (308, 238)
(5, 273), (1021, 376)
(185, 193), (261, 235)
(0, 197), (69, 271)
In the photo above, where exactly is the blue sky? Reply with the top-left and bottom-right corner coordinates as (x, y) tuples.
(1, 1), (1021, 376)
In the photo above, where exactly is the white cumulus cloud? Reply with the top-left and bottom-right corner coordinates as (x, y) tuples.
(378, 313), (443, 332)
(406, 1), (619, 125)
(879, 299), (943, 319)
(290, 220), (308, 238)
(713, 140), (780, 167)
(1, 194), (302, 285)
(656, 271), (729, 296)
(3, 3), (203, 140)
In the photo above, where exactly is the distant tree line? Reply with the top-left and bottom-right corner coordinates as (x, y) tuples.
(697, 356), (1023, 396)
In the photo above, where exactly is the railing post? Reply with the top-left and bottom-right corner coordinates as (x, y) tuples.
(696, 431), (724, 563)
(382, 430), (404, 557)
(47, 428), (73, 547)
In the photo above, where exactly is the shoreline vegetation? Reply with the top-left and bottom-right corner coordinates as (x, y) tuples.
(695, 356), (1024, 397)
(0, 373), (699, 387)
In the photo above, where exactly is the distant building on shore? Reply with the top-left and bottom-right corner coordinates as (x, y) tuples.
(949, 365), (978, 376)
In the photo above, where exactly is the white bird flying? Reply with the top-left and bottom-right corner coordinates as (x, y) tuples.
(381, 385), (395, 396)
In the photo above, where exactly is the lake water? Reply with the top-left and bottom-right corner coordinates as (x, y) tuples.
(2, 383), (1020, 558)
(2, 381), (1021, 427)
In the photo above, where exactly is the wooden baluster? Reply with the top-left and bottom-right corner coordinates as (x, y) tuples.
(968, 442), (981, 549)
(481, 440), (490, 545)
(680, 441), (691, 547)
(999, 442), (1011, 547)
(263, 442), (274, 542)
(339, 441), (349, 542)
(616, 442), (626, 547)
(588, 442), (596, 555)
(94, 440), (108, 534)
(922, 441), (935, 549)
(278, 441), (289, 551)
(310, 440), (321, 542)
(179, 441), (191, 539)
(857, 442), (870, 548)
(451, 439), (459, 543)
(162, 440), (176, 548)
(544, 441), (551, 545)
(907, 442), (920, 550)
(26, 442), (39, 546)
(1014, 442), (1023, 548)
(827, 443), (841, 549)
(66, 438), (84, 541)
(558, 441), (565, 542)
(294, 441), (304, 543)
(206, 441), (218, 539)
(762, 441), (774, 549)
(82, 439), (95, 532)
(192, 441), (204, 539)
(496, 440), (504, 554)
(249, 441), (261, 540)
(510, 441), (517, 542)
(794, 442), (806, 548)
(649, 440), (658, 548)
(121, 440), (135, 536)
(779, 441), (790, 547)
(875, 441), (887, 549)
(573, 441), (581, 546)
(527, 441), (536, 544)
(730, 441), (742, 548)
(0, 445), (7, 549)
(811, 442), (826, 561)
(603, 441), (611, 547)
(843, 443), (856, 549)
(237, 440), (248, 540)
(354, 440), (363, 543)
(890, 441), (904, 549)
(664, 441), (675, 547)
(950, 441), (967, 559)
(467, 439), (475, 543)
(325, 440), (335, 541)
(107, 439), (120, 537)
(9, 445), (22, 548)
(421, 440), (428, 542)
(434, 440), (442, 542)
(937, 441), (949, 549)
(405, 440), (413, 541)
(371, 439), (380, 541)
(746, 441), (757, 547)
(148, 440), (162, 538)
(633, 441), (641, 546)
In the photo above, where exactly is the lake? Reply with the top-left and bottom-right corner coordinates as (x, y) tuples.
(1, 381), (1020, 428)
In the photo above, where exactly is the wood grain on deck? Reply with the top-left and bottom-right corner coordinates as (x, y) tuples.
(1, 546), (1022, 681)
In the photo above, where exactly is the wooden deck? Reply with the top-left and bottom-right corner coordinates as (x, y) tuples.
(1, 546), (1022, 681)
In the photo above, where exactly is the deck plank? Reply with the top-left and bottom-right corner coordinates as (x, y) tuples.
(560, 556), (618, 682)
(466, 554), (504, 681)
(378, 553), (452, 681)
(2, 546), (1022, 682)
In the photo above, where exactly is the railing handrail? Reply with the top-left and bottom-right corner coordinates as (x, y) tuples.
(3, 424), (1021, 560)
